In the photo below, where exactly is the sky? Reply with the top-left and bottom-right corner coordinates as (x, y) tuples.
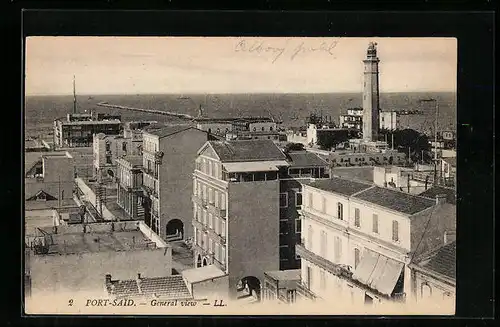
(25, 37), (457, 95)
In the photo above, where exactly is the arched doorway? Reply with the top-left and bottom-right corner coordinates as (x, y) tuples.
(202, 258), (208, 266)
(166, 219), (184, 240)
(196, 254), (202, 268)
(237, 276), (261, 302)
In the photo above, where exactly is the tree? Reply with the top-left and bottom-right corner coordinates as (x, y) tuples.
(284, 142), (305, 153)
(379, 129), (433, 163)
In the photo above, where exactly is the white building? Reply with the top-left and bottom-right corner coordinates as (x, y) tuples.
(296, 177), (455, 310)
(339, 109), (399, 131)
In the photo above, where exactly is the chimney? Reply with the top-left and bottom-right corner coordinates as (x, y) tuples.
(435, 194), (447, 205)
(136, 273), (143, 294)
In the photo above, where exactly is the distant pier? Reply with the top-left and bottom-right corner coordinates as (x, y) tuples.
(97, 102), (195, 120)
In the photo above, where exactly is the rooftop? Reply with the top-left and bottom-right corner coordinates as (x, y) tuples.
(416, 241), (456, 280)
(330, 166), (375, 183)
(144, 124), (199, 138)
(30, 222), (162, 255)
(182, 264), (227, 284)
(195, 116), (273, 123)
(265, 269), (301, 281)
(117, 155), (143, 168)
(419, 186), (456, 205)
(58, 119), (121, 125)
(209, 139), (288, 162)
(287, 151), (328, 168)
(307, 177), (372, 196)
(106, 275), (192, 300)
(24, 151), (66, 175)
(353, 186), (436, 215)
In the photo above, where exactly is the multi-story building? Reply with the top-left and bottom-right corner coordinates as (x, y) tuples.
(25, 220), (172, 299)
(141, 125), (211, 240)
(262, 269), (301, 304)
(192, 139), (289, 299)
(340, 109), (399, 131)
(53, 111), (122, 148)
(92, 133), (143, 182)
(25, 151), (75, 205)
(115, 155), (144, 220)
(278, 150), (330, 270)
(409, 240), (456, 307)
(296, 178), (455, 309)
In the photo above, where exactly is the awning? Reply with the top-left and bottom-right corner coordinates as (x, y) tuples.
(223, 160), (289, 173)
(352, 249), (404, 296)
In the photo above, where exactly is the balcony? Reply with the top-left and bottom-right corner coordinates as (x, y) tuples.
(295, 281), (316, 300)
(296, 243), (353, 279)
(300, 208), (348, 233)
(141, 185), (158, 198)
(213, 257), (227, 272)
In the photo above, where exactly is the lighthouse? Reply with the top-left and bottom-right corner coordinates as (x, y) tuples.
(362, 42), (380, 142)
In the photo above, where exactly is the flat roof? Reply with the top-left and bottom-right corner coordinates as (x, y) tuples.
(32, 222), (160, 255)
(223, 160), (289, 173)
(330, 167), (375, 183)
(353, 186), (436, 215)
(58, 120), (121, 125)
(25, 215), (55, 236)
(209, 139), (288, 162)
(307, 177), (372, 196)
(181, 264), (226, 284)
(265, 269), (301, 281)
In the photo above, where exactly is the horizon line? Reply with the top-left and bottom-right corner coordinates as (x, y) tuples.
(26, 90), (457, 97)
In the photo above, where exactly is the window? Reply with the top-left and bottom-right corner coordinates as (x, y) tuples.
(354, 208), (360, 227)
(308, 192), (313, 208)
(334, 236), (342, 263)
(354, 248), (360, 269)
(295, 218), (301, 233)
(321, 196), (327, 213)
(295, 191), (303, 208)
(320, 230), (327, 257)
(253, 127), (257, 131)
(306, 266), (312, 288)
(320, 270), (326, 289)
(307, 225), (313, 250)
(262, 127), (265, 131)
(221, 246), (226, 264)
(221, 220), (226, 238)
(337, 202), (343, 220)
(279, 246), (289, 259)
(421, 283), (432, 299)
(372, 214), (379, 233)
(106, 155), (112, 164)
(392, 220), (399, 242)
(279, 193), (288, 208)
(122, 142), (127, 152)
(209, 213), (213, 229)
(270, 127), (273, 131)
(279, 220), (288, 235)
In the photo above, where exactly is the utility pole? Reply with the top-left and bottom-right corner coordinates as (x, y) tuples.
(419, 98), (439, 185)
(58, 176), (61, 210)
(73, 75), (77, 114)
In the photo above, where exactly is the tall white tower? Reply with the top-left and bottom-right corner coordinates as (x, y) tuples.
(362, 42), (380, 142)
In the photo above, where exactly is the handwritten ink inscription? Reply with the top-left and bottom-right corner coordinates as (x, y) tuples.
(234, 39), (339, 63)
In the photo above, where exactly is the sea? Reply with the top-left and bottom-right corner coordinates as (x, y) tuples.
(24, 92), (456, 139)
